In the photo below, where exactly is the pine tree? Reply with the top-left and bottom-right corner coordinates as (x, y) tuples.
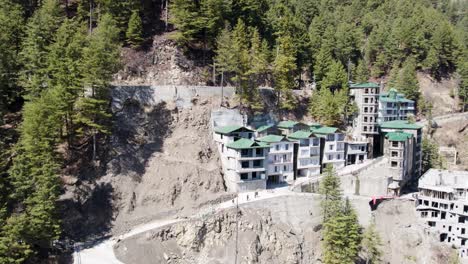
(314, 27), (334, 85)
(354, 59), (370, 83)
(361, 221), (383, 264)
(273, 35), (297, 110)
(170, 0), (204, 45)
(309, 87), (350, 127)
(319, 165), (342, 222)
(126, 10), (144, 47)
(396, 58), (420, 103)
(214, 25), (235, 86)
(0, 0), (24, 120)
(321, 60), (348, 91)
(18, 0), (63, 98)
(386, 62), (400, 89)
(422, 138), (445, 173)
(75, 14), (120, 160)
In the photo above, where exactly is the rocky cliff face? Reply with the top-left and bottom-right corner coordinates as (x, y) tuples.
(115, 208), (309, 264)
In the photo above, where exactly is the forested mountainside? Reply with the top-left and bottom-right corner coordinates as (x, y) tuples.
(0, 0), (466, 263)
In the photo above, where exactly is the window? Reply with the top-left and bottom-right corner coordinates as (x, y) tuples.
(441, 212), (446, 219)
(222, 144), (224, 153)
(283, 154), (287, 161)
(329, 145), (334, 150)
(363, 126), (367, 132)
(240, 173), (248, 180)
(459, 216), (465, 224)
(392, 141), (399, 147)
(365, 88), (369, 94)
(364, 98), (369, 103)
(276, 144), (280, 151)
(328, 155), (333, 160)
(462, 228), (466, 235)
(253, 160), (262, 167)
(284, 165), (287, 171)
(392, 151), (398, 157)
(337, 154), (341, 159)
(251, 172), (258, 179)
(391, 161), (398, 167)
(364, 107), (368, 113)
(274, 166), (278, 172)
(256, 148), (263, 156)
(242, 161), (249, 168)
(364, 116), (368, 122)
(285, 144), (289, 150)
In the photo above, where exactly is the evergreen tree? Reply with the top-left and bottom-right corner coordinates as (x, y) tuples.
(321, 60), (348, 92)
(126, 9), (144, 47)
(214, 25), (235, 86)
(421, 137), (445, 173)
(309, 87), (350, 127)
(231, 19), (251, 105)
(0, 0), (24, 120)
(75, 14), (120, 160)
(354, 59), (370, 83)
(319, 165), (342, 222)
(386, 62), (400, 88)
(396, 58), (420, 103)
(361, 221), (383, 264)
(18, 0), (62, 98)
(313, 27), (334, 85)
(273, 35), (297, 110)
(170, 0), (204, 45)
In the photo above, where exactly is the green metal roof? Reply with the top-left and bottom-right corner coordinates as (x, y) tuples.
(256, 134), (285, 143)
(312, 126), (339, 134)
(380, 120), (422, 130)
(226, 138), (269, 149)
(350, 82), (379, 89)
(256, 124), (274, 133)
(309, 123), (322, 129)
(277, 120), (298, 129)
(385, 131), (413, 142)
(288, 130), (314, 140)
(214, 125), (253, 135)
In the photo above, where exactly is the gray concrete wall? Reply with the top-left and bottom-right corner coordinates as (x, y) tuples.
(111, 85), (236, 110)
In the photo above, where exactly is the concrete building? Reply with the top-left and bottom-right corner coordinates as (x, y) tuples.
(288, 130), (321, 177)
(223, 138), (270, 192)
(349, 82), (380, 139)
(277, 120), (310, 136)
(256, 135), (295, 184)
(383, 131), (414, 187)
(312, 126), (346, 170)
(380, 120), (423, 179)
(416, 169), (468, 259)
(255, 124), (279, 138)
(378, 88), (415, 123)
(345, 141), (368, 165)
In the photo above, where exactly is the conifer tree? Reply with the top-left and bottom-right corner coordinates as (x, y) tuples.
(361, 221), (383, 264)
(354, 59), (370, 83)
(75, 14), (120, 160)
(0, 0), (24, 120)
(126, 10), (144, 47)
(273, 35), (297, 110)
(422, 138), (445, 173)
(18, 0), (63, 98)
(309, 87), (350, 127)
(314, 27), (334, 85)
(321, 60), (348, 91)
(319, 165), (342, 222)
(214, 25), (235, 86)
(170, 0), (203, 45)
(396, 58), (420, 103)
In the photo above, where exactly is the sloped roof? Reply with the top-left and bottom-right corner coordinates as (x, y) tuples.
(312, 126), (339, 134)
(256, 124), (275, 133)
(309, 123), (322, 129)
(256, 134), (285, 143)
(385, 131), (413, 142)
(350, 82), (380, 89)
(380, 120), (422, 130)
(226, 138), (269, 149)
(214, 125), (253, 135)
(277, 120), (298, 129)
(288, 130), (314, 140)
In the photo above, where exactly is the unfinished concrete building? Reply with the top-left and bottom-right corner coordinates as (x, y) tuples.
(416, 169), (468, 259)
(378, 88), (415, 123)
(288, 130), (321, 178)
(312, 126), (346, 170)
(256, 135), (295, 184)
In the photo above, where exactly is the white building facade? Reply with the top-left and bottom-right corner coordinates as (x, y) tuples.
(378, 88), (415, 123)
(312, 127), (346, 170)
(288, 131), (321, 178)
(256, 135), (295, 183)
(416, 169), (468, 259)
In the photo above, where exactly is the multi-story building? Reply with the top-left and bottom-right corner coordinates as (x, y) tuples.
(383, 131), (414, 188)
(345, 141), (368, 165)
(288, 130), (321, 177)
(256, 135), (295, 184)
(349, 82), (380, 139)
(223, 138), (270, 192)
(380, 120), (423, 178)
(277, 120), (310, 136)
(378, 88), (415, 123)
(312, 126), (346, 170)
(416, 169), (468, 259)
(255, 124), (279, 138)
